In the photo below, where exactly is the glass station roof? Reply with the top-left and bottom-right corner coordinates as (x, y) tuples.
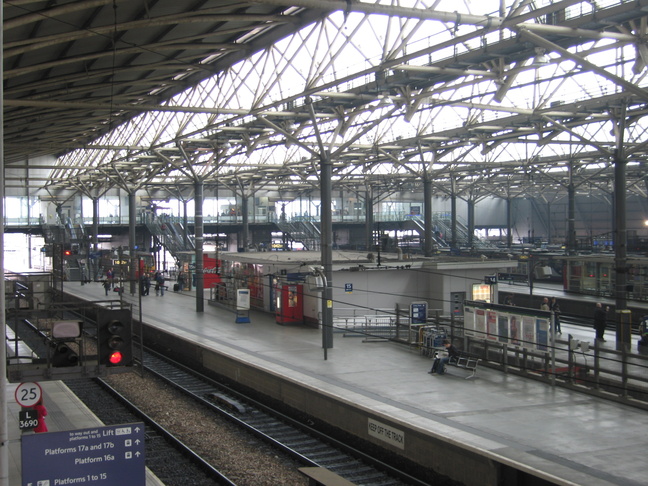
(5, 1), (648, 202)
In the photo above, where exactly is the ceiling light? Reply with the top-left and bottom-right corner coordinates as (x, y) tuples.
(533, 47), (549, 66)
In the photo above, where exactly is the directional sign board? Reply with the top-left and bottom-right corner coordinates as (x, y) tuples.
(410, 301), (428, 324)
(22, 423), (146, 486)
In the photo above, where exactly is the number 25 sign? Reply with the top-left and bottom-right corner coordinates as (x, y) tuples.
(15, 382), (43, 408)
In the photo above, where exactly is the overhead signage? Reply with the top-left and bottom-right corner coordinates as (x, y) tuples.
(22, 423), (146, 486)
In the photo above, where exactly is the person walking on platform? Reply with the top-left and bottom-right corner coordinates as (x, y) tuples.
(594, 302), (609, 342)
(106, 267), (115, 289)
(102, 279), (111, 296)
(541, 297), (550, 311)
(429, 340), (459, 375)
(550, 297), (561, 334)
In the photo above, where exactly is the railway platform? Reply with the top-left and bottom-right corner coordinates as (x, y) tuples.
(5, 380), (165, 486)
(6, 280), (648, 486)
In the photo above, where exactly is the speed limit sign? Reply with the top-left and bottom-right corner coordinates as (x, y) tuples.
(15, 382), (43, 408)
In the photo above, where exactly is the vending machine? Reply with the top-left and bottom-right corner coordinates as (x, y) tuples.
(275, 283), (304, 325)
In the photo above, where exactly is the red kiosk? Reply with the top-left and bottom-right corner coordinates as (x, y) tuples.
(275, 283), (304, 325)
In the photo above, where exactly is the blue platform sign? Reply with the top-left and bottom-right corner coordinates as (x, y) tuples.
(22, 423), (146, 486)
(410, 301), (428, 324)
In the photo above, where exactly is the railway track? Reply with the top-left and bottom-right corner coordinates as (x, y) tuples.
(64, 377), (236, 486)
(141, 348), (433, 486)
(62, 348), (437, 486)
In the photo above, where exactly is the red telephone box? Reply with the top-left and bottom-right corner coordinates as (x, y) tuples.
(275, 283), (304, 325)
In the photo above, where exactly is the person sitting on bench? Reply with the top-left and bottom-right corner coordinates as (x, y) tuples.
(429, 339), (459, 375)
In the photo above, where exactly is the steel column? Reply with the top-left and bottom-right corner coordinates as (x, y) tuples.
(129, 192), (137, 295)
(195, 180), (204, 312)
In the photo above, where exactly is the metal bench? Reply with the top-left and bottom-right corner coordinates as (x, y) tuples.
(447, 353), (480, 379)
(298, 467), (356, 486)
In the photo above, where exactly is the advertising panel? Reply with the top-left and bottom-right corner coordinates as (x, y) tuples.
(486, 311), (498, 340)
(497, 315), (509, 343)
(464, 300), (551, 353)
(509, 315), (522, 347)
(536, 318), (550, 351)
(475, 308), (486, 338)
(522, 316), (536, 347)
(464, 306), (475, 337)
(472, 283), (493, 302)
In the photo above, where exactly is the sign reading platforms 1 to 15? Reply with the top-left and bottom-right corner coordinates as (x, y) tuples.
(22, 423), (146, 486)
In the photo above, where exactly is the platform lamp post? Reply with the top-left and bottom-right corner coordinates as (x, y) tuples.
(307, 98), (334, 359)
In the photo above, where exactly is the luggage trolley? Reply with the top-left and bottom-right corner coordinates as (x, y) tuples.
(420, 326), (446, 358)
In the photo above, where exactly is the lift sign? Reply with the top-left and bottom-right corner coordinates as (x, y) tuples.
(22, 423), (145, 486)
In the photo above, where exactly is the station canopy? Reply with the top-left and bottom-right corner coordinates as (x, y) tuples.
(5, 1), (648, 203)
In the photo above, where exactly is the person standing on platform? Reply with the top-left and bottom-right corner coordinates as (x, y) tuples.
(428, 340), (459, 375)
(33, 399), (48, 433)
(541, 297), (550, 311)
(143, 274), (151, 296)
(106, 267), (114, 288)
(550, 297), (562, 334)
(102, 279), (111, 296)
(156, 271), (166, 296)
(594, 302), (609, 342)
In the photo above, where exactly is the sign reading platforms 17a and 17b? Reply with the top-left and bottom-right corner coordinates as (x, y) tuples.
(22, 423), (145, 485)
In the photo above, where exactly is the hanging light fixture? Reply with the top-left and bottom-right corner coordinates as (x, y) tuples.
(533, 47), (550, 66)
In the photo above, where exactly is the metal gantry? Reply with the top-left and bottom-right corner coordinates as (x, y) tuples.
(3, 1), (648, 204)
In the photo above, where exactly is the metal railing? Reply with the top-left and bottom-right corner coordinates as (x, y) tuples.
(417, 315), (648, 410)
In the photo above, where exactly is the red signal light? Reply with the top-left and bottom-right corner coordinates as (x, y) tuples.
(64, 250), (72, 256)
(109, 351), (123, 365)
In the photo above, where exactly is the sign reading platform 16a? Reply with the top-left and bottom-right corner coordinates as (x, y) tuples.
(22, 423), (146, 486)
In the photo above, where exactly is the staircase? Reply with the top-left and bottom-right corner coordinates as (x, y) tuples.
(145, 214), (195, 257)
(406, 214), (496, 251)
(275, 220), (321, 251)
